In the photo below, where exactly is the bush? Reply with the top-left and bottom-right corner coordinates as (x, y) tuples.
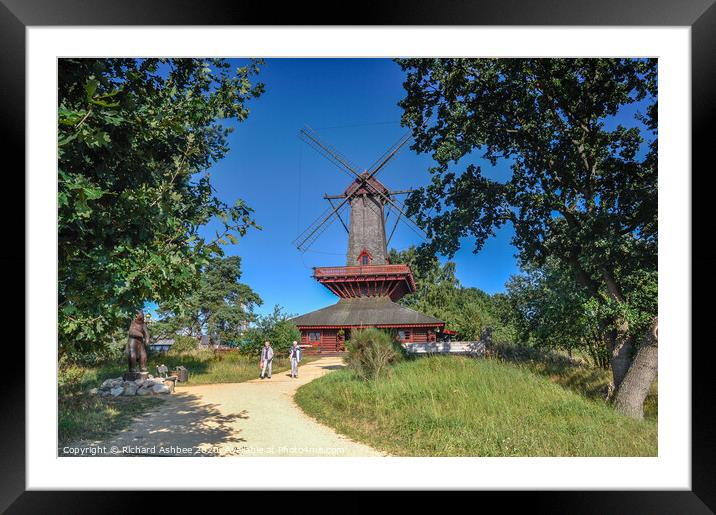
(169, 335), (199, 354)
(240, 305), (301, 356)
(62, 335), (126, 367)
(345, 328), (402, 380)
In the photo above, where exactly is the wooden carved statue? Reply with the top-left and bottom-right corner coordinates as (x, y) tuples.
(126, 310), (149, 377)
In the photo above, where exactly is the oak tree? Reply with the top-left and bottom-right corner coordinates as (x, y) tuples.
(397, 58), (657, 418)
(58, 58), (264, 360)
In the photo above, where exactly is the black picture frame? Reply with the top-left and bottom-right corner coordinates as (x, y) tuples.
(2, 0), (713, 512)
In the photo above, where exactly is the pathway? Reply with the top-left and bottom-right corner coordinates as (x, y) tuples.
(69, 357), (384, 457)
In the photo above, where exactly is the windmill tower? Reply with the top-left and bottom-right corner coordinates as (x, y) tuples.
(291, 127), (445, 353)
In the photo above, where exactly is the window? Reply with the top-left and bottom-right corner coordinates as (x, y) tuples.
(308, 331), (321, 343)
(357, 248), (372, 265)
(398, 330), (412, 342)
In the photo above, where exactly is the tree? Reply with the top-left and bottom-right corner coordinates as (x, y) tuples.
(58, 58), (264, 359)
(242, 305), (301, 356)
(397, 58), (657, 418)
(153, 255), (263, 346)
(388, 246), (507, 341)
(504, 258), (611, 368)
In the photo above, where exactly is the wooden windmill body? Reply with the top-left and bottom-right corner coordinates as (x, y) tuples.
(291, 128), (445, 354)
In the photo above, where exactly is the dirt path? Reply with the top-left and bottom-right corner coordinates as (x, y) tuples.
(71, 357), (384, 457)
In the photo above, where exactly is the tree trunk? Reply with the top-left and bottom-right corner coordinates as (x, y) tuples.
(608, 322), (634, 393)
(602, 270), (633, 394)
(613, 318), (658, 419)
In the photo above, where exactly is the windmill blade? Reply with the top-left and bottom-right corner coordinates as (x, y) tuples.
(368, 186), (426, 238)
(294, 164), (379, 252)
(299, 126), (361, 179)
(386, 204), (403, 247)
(326, 197), (349, 233)
(383, 196), (426, 238)
(366, 131), (412, 178)
(296, 210), (342, 253)
(366, 131), (409, 172)
(293, 196), (351, 252)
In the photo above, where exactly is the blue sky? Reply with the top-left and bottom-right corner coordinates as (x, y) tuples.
(148, 58), (651, 319)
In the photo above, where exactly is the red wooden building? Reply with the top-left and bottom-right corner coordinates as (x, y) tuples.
(291, 129), (445, 354)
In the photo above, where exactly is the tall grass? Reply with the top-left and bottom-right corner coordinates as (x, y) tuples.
(488, 343), (657, 421)
(295, 356), (657, 457)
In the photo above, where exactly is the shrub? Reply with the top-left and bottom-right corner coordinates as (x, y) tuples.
(240, 305), (301, 356)
(345, 328), (402, 380)
(169, 335), (199, 354)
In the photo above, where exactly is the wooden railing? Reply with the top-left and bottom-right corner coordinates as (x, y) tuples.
(314, 264), (411, 277)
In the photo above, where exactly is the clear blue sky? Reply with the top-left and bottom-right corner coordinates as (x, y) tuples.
(148, 58), (650, 318)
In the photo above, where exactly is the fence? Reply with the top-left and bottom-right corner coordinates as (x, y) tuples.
(403, 341), (486, 356)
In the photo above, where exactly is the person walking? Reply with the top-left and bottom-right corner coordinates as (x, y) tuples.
(260, 341), (274, 379)
(289, 340), (301, 378)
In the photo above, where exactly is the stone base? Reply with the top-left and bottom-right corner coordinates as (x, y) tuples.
(122, 371), (149, 381)
(94, 375), (173, 397)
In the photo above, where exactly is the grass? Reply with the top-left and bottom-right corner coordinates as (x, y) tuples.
(295, 355), (658, 457)
(488, 343), (657, 421)
(59, 394), (164, 447)
(58, 349), (317, 446)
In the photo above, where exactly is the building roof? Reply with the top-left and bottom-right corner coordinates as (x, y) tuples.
(343, 172), (390, 198)
(151, 338), (175, 346)
(291, 297), (444, 328)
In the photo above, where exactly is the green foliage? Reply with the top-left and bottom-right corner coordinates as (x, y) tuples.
(154, 255), (262, 345)
(397, 58), (656, 269)
(389, 246), (515, 342)
(396, 58), (658, 389)
(345, 328), (402, 380)
(295, 356), (657, 456)
(242, 305), (301, 356)
(168, 335), (199, 354)
(61, 335), (126, 367)
(58, 58), (264, 359)
(501, 257), (657, 368)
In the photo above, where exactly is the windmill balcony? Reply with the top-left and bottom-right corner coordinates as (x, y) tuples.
(314, 264), (412, 277)
(313, 264), (416, 301)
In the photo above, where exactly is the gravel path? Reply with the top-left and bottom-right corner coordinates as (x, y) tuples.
(73, 357), (384, 457)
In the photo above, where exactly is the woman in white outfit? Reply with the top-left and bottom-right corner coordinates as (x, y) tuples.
(289, 340), (301, 378)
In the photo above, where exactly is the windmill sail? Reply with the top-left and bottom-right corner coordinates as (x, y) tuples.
(299, 127), (359, 179)
(294, 126), (425, 254)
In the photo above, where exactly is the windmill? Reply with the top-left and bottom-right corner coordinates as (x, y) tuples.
(289, 125), (445, 354)
(293, 126), (426, 265)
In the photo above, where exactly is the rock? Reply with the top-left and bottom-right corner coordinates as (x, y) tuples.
(136, 387), (151, 396)
(110, 386), (124, 397)
(152, 384), (171, 394)
(134, 379), (144, 386)
(123, 384), (138, 396)
(162, 380), (175, 393)
(100, 379), (115, 389)
(89, 388), (98, 395)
